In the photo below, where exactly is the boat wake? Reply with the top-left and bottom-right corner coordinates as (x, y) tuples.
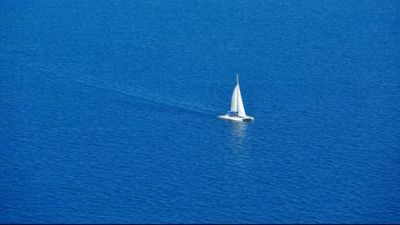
(15, 61), (219, 118)
(72, 78), (219, 117)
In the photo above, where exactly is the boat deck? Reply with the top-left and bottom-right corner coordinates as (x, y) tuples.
(219, 114), (254, 122)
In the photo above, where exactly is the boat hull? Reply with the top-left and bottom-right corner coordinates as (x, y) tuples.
(219, 114), (254, 122)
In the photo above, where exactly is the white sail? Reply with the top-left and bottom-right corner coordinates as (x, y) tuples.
(219, 74), (254, 122)
(237, 85), (246, 117)
(230, 85), (239, 112)
(230, 74), (247, 117)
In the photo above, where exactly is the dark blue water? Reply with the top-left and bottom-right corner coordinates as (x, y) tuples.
(1, 0), (400, 223)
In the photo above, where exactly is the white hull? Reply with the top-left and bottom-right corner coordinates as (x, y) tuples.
(219, 114), (254, 122)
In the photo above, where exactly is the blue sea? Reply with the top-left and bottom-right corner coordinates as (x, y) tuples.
(1, 0), (400, 223)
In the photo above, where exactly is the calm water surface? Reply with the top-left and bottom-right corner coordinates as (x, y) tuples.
(1, 0), (400, 223)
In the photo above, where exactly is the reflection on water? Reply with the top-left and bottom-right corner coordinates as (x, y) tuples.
(228, 122), (250, 172)
(230, 122), (248, 145)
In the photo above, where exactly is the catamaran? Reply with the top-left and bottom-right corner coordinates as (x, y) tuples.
(219, 74), (254, 122)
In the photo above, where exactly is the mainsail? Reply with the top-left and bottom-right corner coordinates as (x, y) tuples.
(230, 75), (247, 117)
(230, 85), (239, 112)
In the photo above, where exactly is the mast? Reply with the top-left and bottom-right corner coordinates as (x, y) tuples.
(236, 74), (239, 113)
(236, 73), (246, 117)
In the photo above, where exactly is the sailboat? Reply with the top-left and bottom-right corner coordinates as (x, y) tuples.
(219, 74), (254, 122)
